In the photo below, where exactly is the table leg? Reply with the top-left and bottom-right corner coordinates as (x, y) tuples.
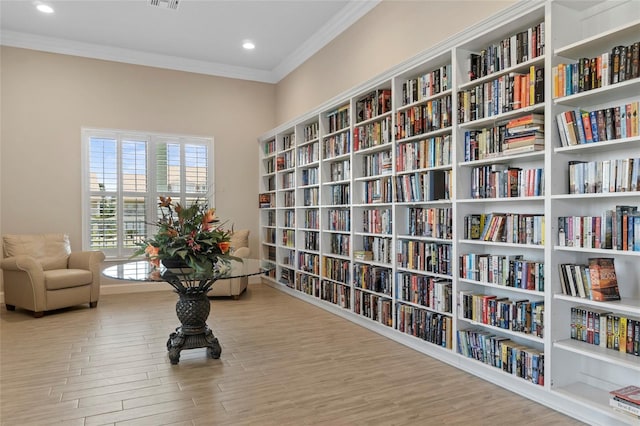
(166, 326), (221, 364)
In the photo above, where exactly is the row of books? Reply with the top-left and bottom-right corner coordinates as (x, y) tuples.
(302, 230), (319, 251)
(464, 213), (545, 245)
(295, 273), (319, 296)
(323, 256), (351, 284)
(362, 208), (392, 235)
(353, 264), (392, 295)
(326, 105), (350, 134)
(282, 250), (296, 267)
(397, 273), (452, 314)
(264, 157), (276, 174)
(570, 306), (639, 356)
(395, 96), (452, 140)
(400, 64), (452, 106)
(298, 252), (320, 275)
(459, 253), (544, 292)
(282, 191), (295, 208)
(266, 210), (275, 226)
(281, 229), (295, 248)
(468, 21), (545, 81)
(302, 187), (318, 206)
(362, 176), (393, 204)
(457, 329), (544, 386)
(470, 164), (544, 199)
(280, 267), (293, 286)
(320, 279), (350, 309)
(395, 135), (451, 172)
(282, 209), (295, 227)
(394, 170), (450, 203)
(556, 102), (640, 147)
(355, 89), (392, 123)
(328, 160), (350, 182)
(360, 150), (392, 177)
(395, 240), (452, 275)
(329, 233), (350, 257)
(458, 66), (544, 124)
(463, 120), (544, 162)
(406, 206), (452, 240)
(354, 290), (392, 327)
(323, 132), (351, 159)
(353, 116), (392, 151)
(302, 210), (319, 229)
(258, 193), (274, 208)
(609, 386), (640, 420)
(300, 167), (318, 186)
(280, 171), (294, 189)
(276, 151), (295, 171)
(459, 292), (544, 337)
(567, 157), (640, 194)
(297, 141), (319, 166)
(326, 209), (350, 232)
(263, 138), (276, 155)
(303, 122), (319, 143)
(264, 228), (275, 244)
(397, 304), (453, 349)
(557, 206), (639, 251)
(558, 258), (621, 301)
(327, 183), (350, 205)
(362, 235), (393, 264)
(552, 41), (640, 99)
(281, 133), (295, 150)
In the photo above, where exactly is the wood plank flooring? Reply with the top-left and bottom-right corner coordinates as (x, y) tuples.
(1, 283), (584, 425)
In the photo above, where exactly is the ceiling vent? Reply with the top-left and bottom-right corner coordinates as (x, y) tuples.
(148, 0), (180, 10)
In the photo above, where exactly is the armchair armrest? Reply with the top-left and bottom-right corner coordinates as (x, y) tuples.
(1, 255), (44, 277)
(69, 251), (105, 303)
(1, 255), (46, 311)
(69, 251), (106, 270)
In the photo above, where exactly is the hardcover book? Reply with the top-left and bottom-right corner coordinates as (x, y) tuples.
(588, 257), (621, 301)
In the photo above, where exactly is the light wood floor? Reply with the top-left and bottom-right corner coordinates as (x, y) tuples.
(1, 283), (584, 426)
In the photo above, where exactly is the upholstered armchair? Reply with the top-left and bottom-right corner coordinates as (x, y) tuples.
(208, 229), (250, 299)
(1, 233), (105, 317)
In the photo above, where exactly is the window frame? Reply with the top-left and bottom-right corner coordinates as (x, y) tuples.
(81, 127), (215, 259)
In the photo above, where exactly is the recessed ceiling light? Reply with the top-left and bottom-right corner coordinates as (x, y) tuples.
(243, 42), (255, 50)
(36, 3), (54, 13)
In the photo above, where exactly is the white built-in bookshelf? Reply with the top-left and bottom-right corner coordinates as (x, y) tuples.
(258, 1), (640, 424)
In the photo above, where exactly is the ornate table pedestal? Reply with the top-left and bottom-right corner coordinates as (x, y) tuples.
(167, 290), (221, 364)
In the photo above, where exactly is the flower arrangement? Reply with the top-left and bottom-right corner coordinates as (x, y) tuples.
(133, 196), (235, 275)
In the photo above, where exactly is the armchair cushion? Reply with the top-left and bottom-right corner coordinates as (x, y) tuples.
(229, 229), (249, 251)
(45, 269), (93, 290)
(3, 233), (70, 270)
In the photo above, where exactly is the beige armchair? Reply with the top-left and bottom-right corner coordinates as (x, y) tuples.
(1, 233), (105, 317)
(208, 229), (250, 299)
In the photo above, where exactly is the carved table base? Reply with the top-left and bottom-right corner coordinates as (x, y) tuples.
(166, 288), (221, 364)
(166, 325), (221, 364)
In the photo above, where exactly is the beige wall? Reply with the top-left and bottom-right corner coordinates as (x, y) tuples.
(0, 47), (276, 269)
(275, 0), (516, 124)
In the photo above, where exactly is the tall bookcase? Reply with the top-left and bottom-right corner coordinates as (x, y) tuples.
(258, 1), (640, 424)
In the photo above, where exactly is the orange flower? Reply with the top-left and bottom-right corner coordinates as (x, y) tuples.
(158, 196), (172, 208)
(202, 208), (216, 230)
(145, 244), (160, 258)
(218, 241), (231, 254)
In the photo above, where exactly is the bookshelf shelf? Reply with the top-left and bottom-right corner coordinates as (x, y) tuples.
(553, 78), (640, 107)
(457, 317), (544, 344)
(458, 278), (543, 296)
(554, 339), (640, 371)
(258, 2), (640, 423)
(554, 19), (640, 60)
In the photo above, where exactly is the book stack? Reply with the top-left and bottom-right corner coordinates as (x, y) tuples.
(609, 385), (640, 420)
(503, 113), (544, 154)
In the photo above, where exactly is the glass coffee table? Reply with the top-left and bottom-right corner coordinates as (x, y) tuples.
(103, 258), (273, 364)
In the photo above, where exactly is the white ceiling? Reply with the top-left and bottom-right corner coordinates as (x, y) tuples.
(0, 0), (379, 83)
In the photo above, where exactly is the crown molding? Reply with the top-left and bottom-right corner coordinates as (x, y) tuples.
(271, 0), (381, 82)
(0, 30), (277, 83)
(1, 1), (379, 84)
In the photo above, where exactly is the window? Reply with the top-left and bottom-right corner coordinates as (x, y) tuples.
(81, 128), (214, 258)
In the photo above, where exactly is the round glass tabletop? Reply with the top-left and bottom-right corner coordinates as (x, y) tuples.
(103, 259), (273, 282)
